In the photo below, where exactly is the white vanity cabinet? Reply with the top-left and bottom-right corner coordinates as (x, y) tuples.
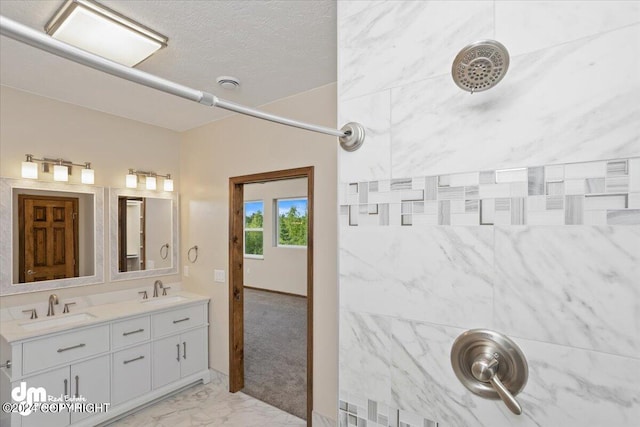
(1, 298), (209, 427)
(153, 328), (207, 388)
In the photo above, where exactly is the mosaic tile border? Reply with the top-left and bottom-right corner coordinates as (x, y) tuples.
(339, 397), (438, 427)
(339, 157), (640, 227)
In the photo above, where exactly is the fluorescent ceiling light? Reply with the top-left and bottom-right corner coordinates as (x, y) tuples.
(45, 0), (168, 67)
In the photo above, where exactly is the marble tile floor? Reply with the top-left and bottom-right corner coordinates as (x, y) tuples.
(108, 375), (306, 427)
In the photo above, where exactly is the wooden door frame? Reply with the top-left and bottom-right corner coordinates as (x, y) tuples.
(229, 166), (314, 424)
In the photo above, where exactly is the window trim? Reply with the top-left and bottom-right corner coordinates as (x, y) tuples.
(275, 196), (308, 248)
(244, 200), (264, 257)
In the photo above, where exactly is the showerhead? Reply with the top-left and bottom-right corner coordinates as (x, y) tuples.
(452, 40), (510, 93)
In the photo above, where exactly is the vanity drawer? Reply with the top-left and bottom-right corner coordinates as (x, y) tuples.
(112, 316), (151, 349)
(22, 324), (109, 375)
(152, 305), (205, 338)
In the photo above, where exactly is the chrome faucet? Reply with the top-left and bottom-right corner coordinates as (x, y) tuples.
(153, 280), (163, 298)
(47, 294), (59, 316)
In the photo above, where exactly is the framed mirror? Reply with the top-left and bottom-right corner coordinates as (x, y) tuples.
(109, 188), (178, 281)
(0, 178), (105, 295)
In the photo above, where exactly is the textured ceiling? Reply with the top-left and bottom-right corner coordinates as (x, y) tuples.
(0, 0), (336, 131)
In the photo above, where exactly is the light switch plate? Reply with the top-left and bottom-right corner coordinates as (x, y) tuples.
(214, 269), (225, 283)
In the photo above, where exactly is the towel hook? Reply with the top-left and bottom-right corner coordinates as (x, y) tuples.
(187, 245), (199, 263)
(160, 243), (170, 260)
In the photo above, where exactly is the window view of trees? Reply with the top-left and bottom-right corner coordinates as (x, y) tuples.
(277, 199), (308, 247)
(244, 201), (264, 256)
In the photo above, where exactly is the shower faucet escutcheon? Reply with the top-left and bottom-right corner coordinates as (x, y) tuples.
(451, 329), (528, 415)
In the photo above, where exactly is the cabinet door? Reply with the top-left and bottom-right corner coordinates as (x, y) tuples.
(20, 366), (69, 427)
(180, 328), (207, 378)
(69, 355), (110, 424)
(112, 343), (151, 406)
(152, 335), (181, 389)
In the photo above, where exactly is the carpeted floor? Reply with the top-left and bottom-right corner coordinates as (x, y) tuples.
(243, 288), (307, 420)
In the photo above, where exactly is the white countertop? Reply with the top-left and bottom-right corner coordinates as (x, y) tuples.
(0, 290), (209, 343)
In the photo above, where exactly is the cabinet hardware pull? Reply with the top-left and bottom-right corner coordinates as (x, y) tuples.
(0, 360), (11, 369)
(183, 341), (187, 359)
(57, 343), (85, 353)
(176, 343), (180, 361)
(173, 317), (190, 324)
(64, 379), (68, 396)
(75, 375), (79, 398)
(123, 355), (145, 364)
(123, 328), (144, 336)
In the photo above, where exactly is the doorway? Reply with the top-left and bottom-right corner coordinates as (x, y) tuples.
(229, 166), (314, 424)
(18, 194), (79, 282)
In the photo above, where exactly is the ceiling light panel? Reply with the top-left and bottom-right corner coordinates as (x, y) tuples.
(46, 0), (168, 67)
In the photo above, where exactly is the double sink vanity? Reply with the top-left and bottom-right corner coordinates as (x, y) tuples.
(0, 287), (210, 427)
(0, 177), (210, 426)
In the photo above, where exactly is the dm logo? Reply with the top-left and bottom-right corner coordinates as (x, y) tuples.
(11, 382), (46, 415)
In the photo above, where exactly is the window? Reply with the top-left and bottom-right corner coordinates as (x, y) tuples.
(276, 198), (308, 247)
(244, 201), (263, 257)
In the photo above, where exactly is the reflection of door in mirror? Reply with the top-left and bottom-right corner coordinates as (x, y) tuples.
(18, 195), (79, 283)
(118, 197), (146, 272)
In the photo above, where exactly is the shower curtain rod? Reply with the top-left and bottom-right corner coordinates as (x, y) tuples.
(0, 15), (365, 151)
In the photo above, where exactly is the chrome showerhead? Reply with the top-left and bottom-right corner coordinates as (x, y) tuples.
(452, 40), (510, 93)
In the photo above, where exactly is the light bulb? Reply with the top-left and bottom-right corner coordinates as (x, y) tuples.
(81, 168), (94, 184)
(21, 161), (38, 179)
(146, 175), (156, 190)
(164, 178), (174, 192)
(126, 173), (137, 188)
(53, 164), (69, 182)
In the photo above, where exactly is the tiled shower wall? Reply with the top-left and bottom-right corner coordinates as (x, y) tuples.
(337, 2), (640, 427)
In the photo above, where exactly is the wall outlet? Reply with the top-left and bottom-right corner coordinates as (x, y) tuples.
(214, 269), (225, 283)
(183, 266), (189, 277)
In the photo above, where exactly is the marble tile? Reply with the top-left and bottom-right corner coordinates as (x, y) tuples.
(112, 376), (305, 427)
(313, 410), (337, 427)
(339, 227), (494, 329)
(390, 25), (640, 178)
(339, 91), (392, 182)
(339, 310), (392, 405)
(496, 1), (640, 56)
(338, 1), (493, 100)
(494, 226), (640, 358)
(390, 319), (640, 427)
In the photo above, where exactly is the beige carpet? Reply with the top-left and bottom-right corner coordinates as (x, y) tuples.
(243, 288), (307, 420)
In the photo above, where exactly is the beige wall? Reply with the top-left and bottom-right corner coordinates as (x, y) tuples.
(0, 86), (182, 306)
(180, 83), (338, 420)
(244, 178), (307, 296)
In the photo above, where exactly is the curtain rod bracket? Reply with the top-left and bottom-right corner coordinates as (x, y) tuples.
(339, 122), (365, 152)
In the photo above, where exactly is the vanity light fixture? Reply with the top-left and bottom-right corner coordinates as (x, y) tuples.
(163, 174), (174, 192)
(125, 169), (173, 191)
(81, 163), (95, 184)
(53, 161), (69, 182)
(45, 0), (168, 67)
(126, 169), (138, 188)
(145, 175), (157, 191)
(21, 154), (38, 179)
(21, 154), (94, 184)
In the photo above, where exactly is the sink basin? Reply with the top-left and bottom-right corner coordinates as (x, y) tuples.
(140, 296), (187, 306)
(19, 313), (96, 331)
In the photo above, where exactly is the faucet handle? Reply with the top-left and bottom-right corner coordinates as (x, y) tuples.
(162, 287), (171, 296)
(138, 290), (148, 300)
(22, 309), (38, 319)
(63, 302), (76, 314)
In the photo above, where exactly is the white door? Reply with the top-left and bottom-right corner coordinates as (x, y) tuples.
(112, 343), (151, 406)
(180, 328), (207, 378)
(20, 366), (70, 427)
(153, 335), (181, 388)
(70, 355), (110, 424)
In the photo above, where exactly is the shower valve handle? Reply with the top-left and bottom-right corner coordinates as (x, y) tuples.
(471, 354), (522, 415)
